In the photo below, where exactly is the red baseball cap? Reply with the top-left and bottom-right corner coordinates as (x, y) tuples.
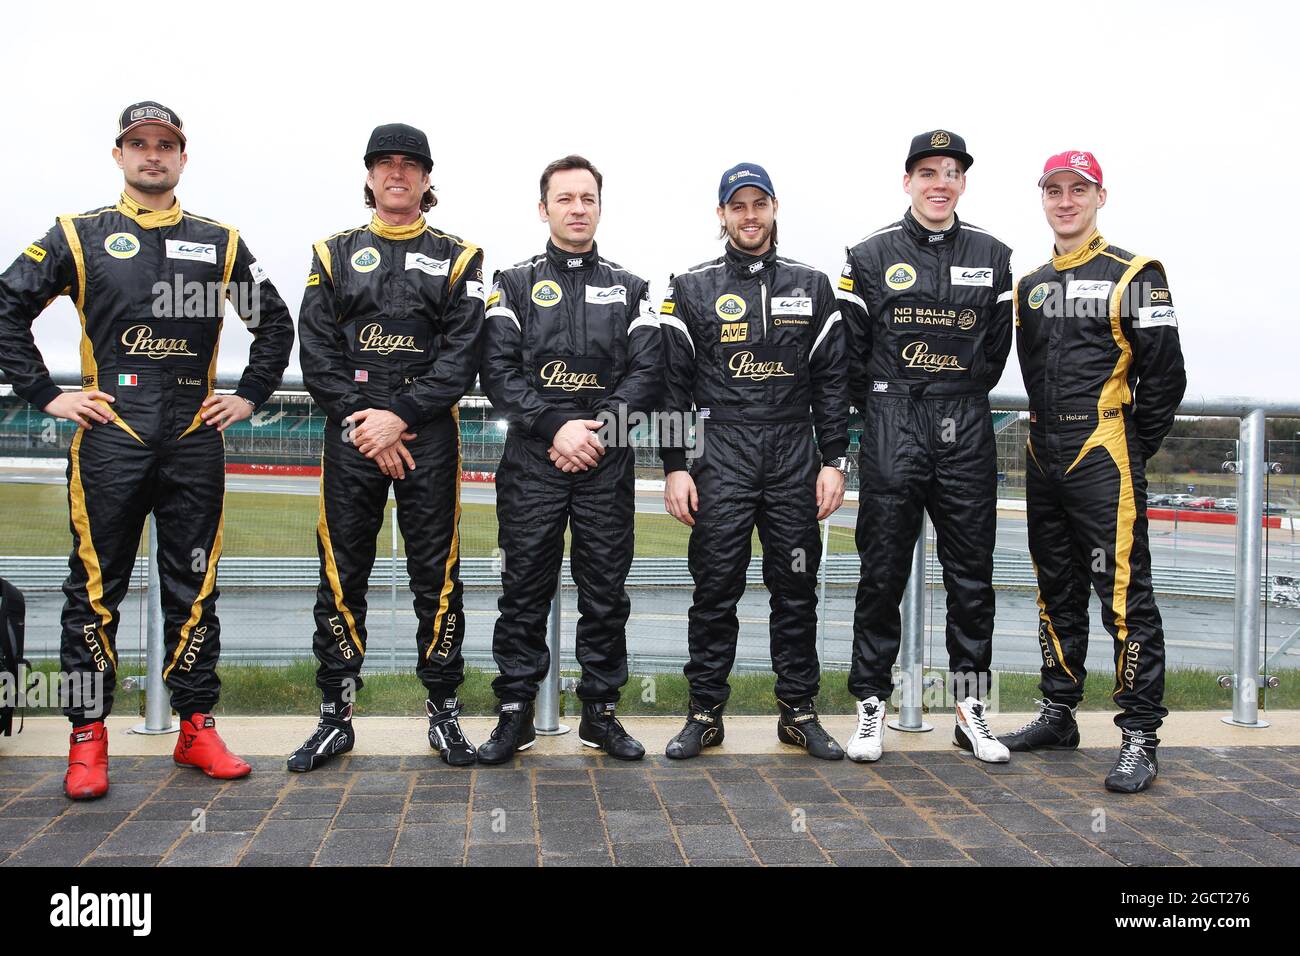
(1038, 150), (1103, 188)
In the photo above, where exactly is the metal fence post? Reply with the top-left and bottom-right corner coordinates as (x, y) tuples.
(889, 519), (932, 732)
(131, 517), (177, 735)
(817, 518), (830, 666)
(390, 494), (398, 672)
(1224, 409), (1269, 728)
(534, 566), (569, 735)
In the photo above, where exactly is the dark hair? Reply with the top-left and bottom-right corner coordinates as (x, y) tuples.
(540, 155), (603, 205)
(364, 184), (437, 212)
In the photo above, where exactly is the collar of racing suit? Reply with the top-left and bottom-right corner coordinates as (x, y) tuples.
(369, 213), (427, 241)
(545, 239), (598, 271)
(901, 207), (960, 246)
(115, 192), (182, 229)
(722, 242), (777, 278)
(1051, 229), (1106, 271)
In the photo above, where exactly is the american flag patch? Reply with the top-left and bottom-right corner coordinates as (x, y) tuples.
(353, 369), (369, 382)
(118, 373), (138, 386)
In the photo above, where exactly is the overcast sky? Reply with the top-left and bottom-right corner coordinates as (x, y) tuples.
(1, 0), (1292, 403)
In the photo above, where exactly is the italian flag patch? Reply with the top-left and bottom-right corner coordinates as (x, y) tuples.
(118, 373), (138, 387)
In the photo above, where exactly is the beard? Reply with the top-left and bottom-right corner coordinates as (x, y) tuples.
(127, 167), (178, 194)
(727, 221), (771, 252)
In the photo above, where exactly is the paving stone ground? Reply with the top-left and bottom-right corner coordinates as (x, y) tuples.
(2, 746), (1297, 867)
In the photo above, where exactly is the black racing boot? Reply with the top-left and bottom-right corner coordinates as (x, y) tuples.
(287, 701), (355, 772)
(776, 698), (845, 761)
(426, 696), (476, 767)
(665, 702), (724, 759)
(578, 701), (645, 761)
(475, 700), (535, 765)
(1105, 729), (1159, 794)
(996, 698), (1081, 752)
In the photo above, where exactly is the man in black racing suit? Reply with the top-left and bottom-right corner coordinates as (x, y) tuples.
(291, 123), (485, 769)
(660, 162), (849, 760)
(996, 150), (1186, 794)
(0, 101), (294, 798)
(837, 130), (1013, 766)
(477, 155), (661, 764)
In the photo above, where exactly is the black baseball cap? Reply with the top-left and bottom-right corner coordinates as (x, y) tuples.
(364, 123), (433, 170)
(116, 101), (185, 147)
(905, 129), (973, 172)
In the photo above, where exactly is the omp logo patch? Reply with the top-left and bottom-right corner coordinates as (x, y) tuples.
(720, 321), (747, 343)
(104, 233), (140, 259)
(1027, 282), (1049, 310)
(165, 240), (216, 264)
(531, 280), (562, 307)
(24, 244), (46, 263)
(715, 293), (747, 320)
(884, 262), (916, 290)
(350, 247), (381, 273)
(405, 253), (449, 276)
(1149, 288), (1172, 303)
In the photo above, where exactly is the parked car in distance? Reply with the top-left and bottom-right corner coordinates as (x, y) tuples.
(1148, 493), (1170, 507)
(1185, 496), (1218, 510)
(1217, 498), (1238, 511)
(1164, 494), (1196, 507)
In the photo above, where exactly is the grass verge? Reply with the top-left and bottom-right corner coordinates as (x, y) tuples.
(11, 660), (1296, 717)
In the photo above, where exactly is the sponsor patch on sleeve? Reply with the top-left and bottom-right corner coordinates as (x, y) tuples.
(24, 243), (46, 263)
(838, 276), (855, 292)
(1135, 306), (1178, 329)
(660, 300), (675, 315)
(249, 261), (269, 285)
(486, 283), (502, 308)
(306, 272), (320, 287)
(466, 280), (486, 302)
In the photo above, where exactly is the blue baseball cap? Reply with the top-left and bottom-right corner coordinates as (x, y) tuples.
(718, 163), (775, 204)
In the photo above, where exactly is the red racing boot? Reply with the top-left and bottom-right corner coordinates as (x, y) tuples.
(173, 713), (252, 779)
(65, 722), (109, 800)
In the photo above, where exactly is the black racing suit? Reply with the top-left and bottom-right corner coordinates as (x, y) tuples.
(298, 214), (485, 703)
(659, 244), (848, 708)
(838, 210), (1013, 702)
(0, 193), (294, 722)
(480, 241), (661, 704)
(1015, 230), (1186, 732)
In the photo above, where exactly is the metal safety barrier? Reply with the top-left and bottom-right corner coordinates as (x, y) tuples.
(0, 553), (1280, 601)
(4, 372), (1299, 733)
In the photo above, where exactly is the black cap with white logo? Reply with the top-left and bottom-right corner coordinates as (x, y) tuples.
(364, 123), (433, 171)
(116, 101), (186, 147)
